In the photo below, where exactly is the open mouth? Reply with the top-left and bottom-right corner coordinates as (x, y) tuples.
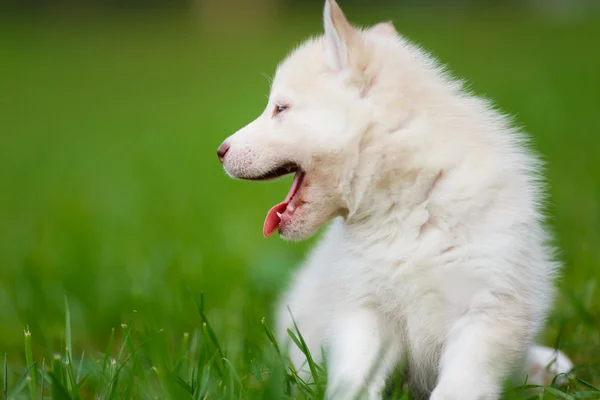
(240, 163), (299, 181)
(240, 162), (305, 237)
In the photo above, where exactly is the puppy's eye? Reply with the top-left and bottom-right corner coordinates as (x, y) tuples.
(273, 104), (288, 117)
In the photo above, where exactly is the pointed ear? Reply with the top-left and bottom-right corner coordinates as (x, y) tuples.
(323, 0), (360, 71)
(371, 21), (397, 37)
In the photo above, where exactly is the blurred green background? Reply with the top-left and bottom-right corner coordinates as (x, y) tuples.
(1, 0), (599, 392)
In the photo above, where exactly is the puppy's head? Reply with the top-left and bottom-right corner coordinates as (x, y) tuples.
(218, 0), (400, 241)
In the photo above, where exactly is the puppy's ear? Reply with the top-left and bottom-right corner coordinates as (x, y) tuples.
(323, 0), (360, 71)
(371, 21), (397, 37)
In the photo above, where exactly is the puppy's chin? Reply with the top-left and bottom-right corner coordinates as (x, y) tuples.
(278, 211), (331, 242)
(278, 217), (312, 242)
(278, 226), (314, 242)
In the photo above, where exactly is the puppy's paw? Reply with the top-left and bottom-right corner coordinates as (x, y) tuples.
(525, 345), (574, 386)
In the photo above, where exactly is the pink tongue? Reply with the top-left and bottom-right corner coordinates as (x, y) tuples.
(263, 202), (288, 238)
(262, 171), (303, 238)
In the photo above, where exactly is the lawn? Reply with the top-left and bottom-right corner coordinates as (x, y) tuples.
(0, 3), (599, 399)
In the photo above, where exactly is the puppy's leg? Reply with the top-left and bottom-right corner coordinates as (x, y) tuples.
(522, 345), (573, 386)
(326, 307), (402, 400)
(275, 222), (343, 383)
(430, 311), (527, 400)
(275, 268), (329, 383)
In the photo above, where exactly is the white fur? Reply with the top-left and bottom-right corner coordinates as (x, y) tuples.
(219, 0), (573, 398)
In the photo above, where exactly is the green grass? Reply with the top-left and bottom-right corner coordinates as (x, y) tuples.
(0, 4), (599, 399)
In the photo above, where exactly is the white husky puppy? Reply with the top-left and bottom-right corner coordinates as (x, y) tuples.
(217, 1), (573, 398)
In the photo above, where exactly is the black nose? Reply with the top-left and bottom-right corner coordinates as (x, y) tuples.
(217, 142), (230, 163)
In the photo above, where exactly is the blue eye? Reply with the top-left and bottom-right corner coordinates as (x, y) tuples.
(274, 104), (288, 116)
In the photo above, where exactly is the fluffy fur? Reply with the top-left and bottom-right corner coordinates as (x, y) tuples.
(218, 1), (573, 398)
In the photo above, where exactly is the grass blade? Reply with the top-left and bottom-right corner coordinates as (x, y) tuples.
(102, 328), (115, 373)
(222, 358), (244, 400)
(571, 392), (600, 399)
(193, 293), (224, 380)
(197, 294), (224, 360)
(285, 365), (315, 398)
(52, 355), (65, 399)
(286, 306), (325, 396)
(64, 298), (74, 393)
(116, 319), (133, 364)
(47, 372), (72, 400)
(544, 386), (576, 400)
(40, 358), (45, 400)
(261, 317), (282, 356)
(576, 378), (600, 392)
(173, 331), (191, 383)
(200, 322), (223, 380)
(194, 350), (220, 399)
(8, 363), (36, 400)
(63, 360), (74, 396)
(187, 329), (200, 386)
(175, 377), (193, 396)
(107, 358), (119, 400)
(64, 298), (72, 363)
(75, 351), (85, 384)
(4, 353), (7, 400)
(24, 328), (38, 400)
